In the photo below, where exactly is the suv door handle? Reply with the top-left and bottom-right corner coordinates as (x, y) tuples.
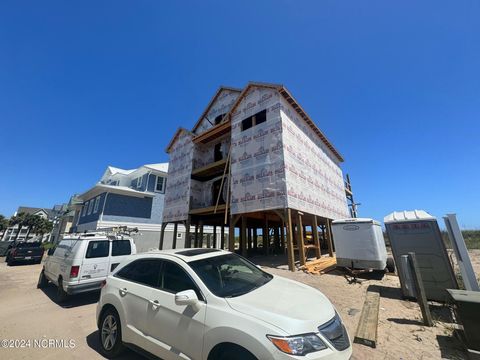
(119, 288), (128, 296)
(149, 300), (160, 309)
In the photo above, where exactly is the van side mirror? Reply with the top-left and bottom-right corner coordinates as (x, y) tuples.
(175, 289), (200, 310)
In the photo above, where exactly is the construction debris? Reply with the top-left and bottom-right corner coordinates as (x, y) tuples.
(354, 291), (380, 348)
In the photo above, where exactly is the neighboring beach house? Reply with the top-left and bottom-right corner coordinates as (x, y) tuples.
(73, 163), (222, 252)
(1, 206), (56, 242)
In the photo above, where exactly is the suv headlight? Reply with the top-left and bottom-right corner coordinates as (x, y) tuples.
(267, 334), (327, 355)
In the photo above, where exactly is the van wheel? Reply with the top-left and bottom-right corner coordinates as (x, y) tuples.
(99, 308), (125, 358)
(37, 270), (48, 289)
(57, 279), (68, 303)
(386, 257), (395, 273)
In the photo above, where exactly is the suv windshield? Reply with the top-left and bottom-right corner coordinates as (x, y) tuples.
(189, 254), (272, 298)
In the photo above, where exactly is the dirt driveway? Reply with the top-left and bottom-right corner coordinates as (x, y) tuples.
(0, 260), (143, 359)
(0, 254), (473, 360)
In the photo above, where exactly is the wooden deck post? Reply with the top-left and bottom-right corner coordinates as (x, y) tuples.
(274, 227), (280, 252)
(297, 212), (306, 266)
(194, 223), (199, 248)
(228, 218), (235, 252)
(172, 222), (178, 249)
(280, 224), (285, 252)
(212, 225), (217, 248)
(159, 222), (167, 250)
(313, 216), (321, 259)
(285, 209), (295, 272)
(220, 225), (225, 249)
(185, 218), (191, 248)
(241, 216), (247, 257)
(199, 222), (204, 248)
(263, 215), (269, 255)
(326, 219), (334, 257)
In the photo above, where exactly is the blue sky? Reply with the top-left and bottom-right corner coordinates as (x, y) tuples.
(0, 1), (479, 228)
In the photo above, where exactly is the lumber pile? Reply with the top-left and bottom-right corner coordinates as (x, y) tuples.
(301, 256), (337, 275)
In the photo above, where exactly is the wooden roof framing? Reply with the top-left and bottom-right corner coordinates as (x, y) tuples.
(191, 86), (242, 134)
(192, 120), (231, 145)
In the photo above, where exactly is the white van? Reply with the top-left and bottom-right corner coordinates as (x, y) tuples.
(37, 232), (137, 302)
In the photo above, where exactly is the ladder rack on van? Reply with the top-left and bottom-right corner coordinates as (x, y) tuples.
(68, 226), (139, 239)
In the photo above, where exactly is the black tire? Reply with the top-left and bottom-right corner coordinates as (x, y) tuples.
(57, 279), (68, 303)
(99, 308), (125, 358)
(211, 344), (257, 360)
(6, 256), (14, 266)
(37, 270), (48, 289)
(386, 257), (395, 273)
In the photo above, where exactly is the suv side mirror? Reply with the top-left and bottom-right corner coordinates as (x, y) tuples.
(175, 289), (200, 310)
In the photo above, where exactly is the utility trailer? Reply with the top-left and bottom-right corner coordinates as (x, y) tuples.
(332, 218), (393, 272)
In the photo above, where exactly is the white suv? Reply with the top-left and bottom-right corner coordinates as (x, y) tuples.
(96, 249), (352, 360)
(38, 232), (136, 302)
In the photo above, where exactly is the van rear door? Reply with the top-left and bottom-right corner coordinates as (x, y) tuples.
(109, 240), (133, 273)
(79, 240), (110, 282)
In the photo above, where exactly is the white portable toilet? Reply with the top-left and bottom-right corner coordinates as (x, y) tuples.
(384, 210), (458, 302)
(332, 218), (390, 271)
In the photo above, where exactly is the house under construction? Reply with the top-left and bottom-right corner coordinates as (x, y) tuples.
(160, 82), (351, 271)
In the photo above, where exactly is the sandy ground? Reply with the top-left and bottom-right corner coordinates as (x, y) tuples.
(253, 250), (480, 360)
(0, 251), (478, 360)
(0, 260), (142, 360)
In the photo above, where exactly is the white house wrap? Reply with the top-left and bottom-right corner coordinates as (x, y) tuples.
(163, 82), (349, 224)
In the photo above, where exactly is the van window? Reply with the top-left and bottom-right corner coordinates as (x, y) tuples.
(116, 259), (161, 287)
(85, 241), (109, 259)
(53, 240), (75, 256)
(112, 240), (131, 256)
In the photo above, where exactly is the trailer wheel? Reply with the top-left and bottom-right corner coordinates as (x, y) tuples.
(386, 257), (395, 273)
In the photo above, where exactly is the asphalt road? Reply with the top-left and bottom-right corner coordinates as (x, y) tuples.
(0, 259), (145, 359)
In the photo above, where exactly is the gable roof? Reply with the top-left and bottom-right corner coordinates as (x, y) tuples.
(16, 207), (54, 219)
(106, 166), (135, 176)
(191, 86), (242, 133)
(143, 163), (169, 173)
(228, 82), (344, 163)
(165, 127), (193, 153)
